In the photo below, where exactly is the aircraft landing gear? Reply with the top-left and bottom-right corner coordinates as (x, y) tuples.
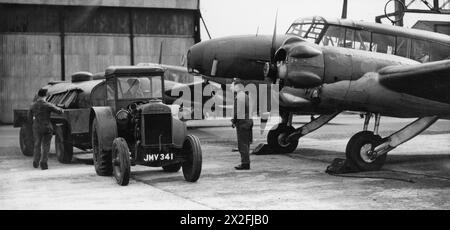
(267, 111), (340, 153)
(267, 112), (297, 153)
(267, 124), (298, 153)
(346, 113), (439, 171)
(346, 131), (386, 171)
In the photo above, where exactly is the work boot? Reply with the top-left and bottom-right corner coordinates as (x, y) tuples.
(40, 162), (48, 170)
(235, 163), (250, 170)
(33, 161), (39, 169)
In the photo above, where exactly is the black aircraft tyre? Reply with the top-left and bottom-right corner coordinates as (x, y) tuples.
(345, 131), (387, 171)
(55, 124), (73, 164)
(19, 124), (34, 156)
(162, 163), (182, 172)
(112, 137), (131, 186)
(181, 134), (202, 182)
(267, 124), (299, 153)
(91, 118), (113, 176)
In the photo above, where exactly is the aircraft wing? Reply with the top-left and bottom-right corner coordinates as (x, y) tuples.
(378, 59), (450, 104)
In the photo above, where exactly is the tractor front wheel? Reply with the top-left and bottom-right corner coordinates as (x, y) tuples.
(181, 135), (202, 182)
(112, 137), (131, 186)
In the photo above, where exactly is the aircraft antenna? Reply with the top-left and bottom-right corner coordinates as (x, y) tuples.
(200, 12), (212, 39)
(158, 40), (164, 64)
(341, 0), (348, 19)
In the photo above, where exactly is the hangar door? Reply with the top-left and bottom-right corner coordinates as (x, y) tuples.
(0, 4), (199, 123)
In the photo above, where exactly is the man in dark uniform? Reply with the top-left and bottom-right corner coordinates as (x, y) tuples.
(28, 88), (64, 170)
(231, 80), (253, 170)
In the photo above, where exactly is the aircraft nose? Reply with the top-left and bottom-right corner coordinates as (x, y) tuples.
(187, 41), (211, 75)
(187, 34), (296, 80)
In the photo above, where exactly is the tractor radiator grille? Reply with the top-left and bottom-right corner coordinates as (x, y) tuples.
(143, 113), (172, 146)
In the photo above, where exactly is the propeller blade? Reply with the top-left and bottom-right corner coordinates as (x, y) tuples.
(270, 9), (278, 63)
(264, 10), (279, 81)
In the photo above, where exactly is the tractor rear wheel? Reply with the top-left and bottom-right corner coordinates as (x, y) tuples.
(55, 124), (73, 164)
(19, 124), (34, 156)
(91, 118), (113, 176)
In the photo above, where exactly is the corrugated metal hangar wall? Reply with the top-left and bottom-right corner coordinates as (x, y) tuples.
(0, 0), (200, 123)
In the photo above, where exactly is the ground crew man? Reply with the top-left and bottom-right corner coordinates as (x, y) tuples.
(28, 88), (64, 170)
(231, 81), (253, 170)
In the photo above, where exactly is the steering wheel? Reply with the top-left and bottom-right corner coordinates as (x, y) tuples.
(127, 101), (147, 111)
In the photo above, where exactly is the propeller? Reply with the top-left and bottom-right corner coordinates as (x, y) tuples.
(261, 10), (279, 134)
(260, 11), (324, 133)
(265, 34), (323, 89)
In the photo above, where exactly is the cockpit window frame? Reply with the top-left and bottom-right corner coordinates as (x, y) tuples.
(286, 22), (328, 44)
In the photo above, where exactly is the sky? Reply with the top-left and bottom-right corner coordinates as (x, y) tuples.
(199, 0), (450, 39)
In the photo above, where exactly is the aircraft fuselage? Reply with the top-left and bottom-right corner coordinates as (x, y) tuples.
(188, 34), (450, 118)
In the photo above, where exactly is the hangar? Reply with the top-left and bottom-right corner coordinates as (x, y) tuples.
(0, 0), (201, 124)
(413, 20), (450, 36)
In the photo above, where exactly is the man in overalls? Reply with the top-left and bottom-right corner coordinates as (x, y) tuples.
(231, 80), (253, 170)
(28, 88), (64, 170)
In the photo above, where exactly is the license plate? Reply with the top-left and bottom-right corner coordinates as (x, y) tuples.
(143, 153), (174, 162)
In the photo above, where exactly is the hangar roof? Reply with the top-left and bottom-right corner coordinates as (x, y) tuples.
(0, 0), (200, 10)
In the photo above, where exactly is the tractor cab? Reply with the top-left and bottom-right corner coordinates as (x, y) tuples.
(104, 66), (166, 112)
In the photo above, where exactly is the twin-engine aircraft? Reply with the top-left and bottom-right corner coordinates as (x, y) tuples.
(186, 16), (450, 171)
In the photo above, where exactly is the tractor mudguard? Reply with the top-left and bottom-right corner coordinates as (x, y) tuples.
(172, 118), (187, 148)
(90, 107), (117, 151)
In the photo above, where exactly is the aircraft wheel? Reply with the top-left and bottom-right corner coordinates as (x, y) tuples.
(91, 118), (113, 176)
(19, 123), (34, 156)
(162, 163), (182, 173)
(267, 124), (298, 153)
(182, 134), (202, 182)
(55, 124), (73, 164)
(346, 131), (386, 171)
(112, 137), (131, 186)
